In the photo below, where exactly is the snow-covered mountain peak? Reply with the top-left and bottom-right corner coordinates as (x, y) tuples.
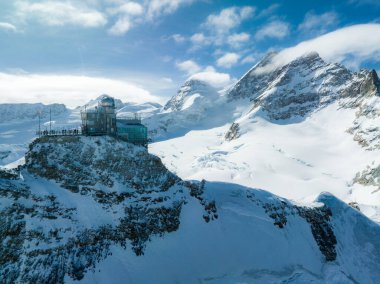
(254, 51), (279, 69)
(163, 78), (219, 112)
(226, 52), (380, 122)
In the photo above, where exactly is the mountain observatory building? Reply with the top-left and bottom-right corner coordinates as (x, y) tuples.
(81, 95), (148, 146)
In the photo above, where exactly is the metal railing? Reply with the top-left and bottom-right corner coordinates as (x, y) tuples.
(36, 129), (82, 137)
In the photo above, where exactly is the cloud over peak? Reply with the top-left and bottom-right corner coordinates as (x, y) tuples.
(176, 60), (202, 75)
(255, 24), (380, 73)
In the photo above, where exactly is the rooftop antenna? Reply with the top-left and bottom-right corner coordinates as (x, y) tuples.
(84, 104), (87, 135)
(49, 108), (52, 133)
(38, 109), (42, 137)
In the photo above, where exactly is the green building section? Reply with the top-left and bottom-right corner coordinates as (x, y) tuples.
(117, 120), (148, 146)
(81, 95), (148, 147)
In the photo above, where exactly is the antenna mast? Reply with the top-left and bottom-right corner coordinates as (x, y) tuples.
(49, 108), (52, 133)
(38, 110), (41, 137)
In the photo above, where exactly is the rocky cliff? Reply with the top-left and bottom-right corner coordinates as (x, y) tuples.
(1, 136), (380, 283)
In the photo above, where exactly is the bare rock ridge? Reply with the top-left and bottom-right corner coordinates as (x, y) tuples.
(228, 52), (380, 121)
(0, 136), (215, 283)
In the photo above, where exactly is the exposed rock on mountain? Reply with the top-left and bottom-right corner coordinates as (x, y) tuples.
(2, 136), (379, 283)
(0, 136), (214, 283)
(146, 51), (380, 223)
(228, 52), (380, 121)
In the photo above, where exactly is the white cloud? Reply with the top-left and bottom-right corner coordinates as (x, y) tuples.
(298, 12), (338, 34)
(15, 1), (107, 28)
(254, 24), (380, 74)
(108, 17), (131, 35)
(0, 22), (17, 32)
(108, 2), (144, 16)
(162, 77), (173, 83)
(176, 60), (235, 88)
(189, 6), (254, 50)
(204, 6), (255, 34)
(0, 73), (161, 108)
(146, 0), (194, 21)
(107, 2), (143, 35)
(257, 4), (280, 18)
(241, 54), (257, 64)
(107, 0), (194, 35)
(216, 52), (240, 68)
(255, 20), (290, 40)
(176, 60), (202, 75)
(172, 34), (186, 43)
(190, 33), (206, 44)
(189, 71), (235, 89)
(227, 32), (250, 47)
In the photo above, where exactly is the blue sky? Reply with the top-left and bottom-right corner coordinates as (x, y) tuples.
(1, 0), (380, 107)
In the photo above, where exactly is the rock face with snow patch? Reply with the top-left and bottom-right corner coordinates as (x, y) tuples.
(0, 136), (214, 283)
(228, 52), (379, 121)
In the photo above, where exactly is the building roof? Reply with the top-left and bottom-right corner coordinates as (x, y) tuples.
(117, 120), (146, 128)
(99, 95), (115, 108)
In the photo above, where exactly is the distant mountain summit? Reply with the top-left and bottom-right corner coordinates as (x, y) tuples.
(228, 51), (380, 120)
(0, 103), (67, 124)
(144, 78), (226, 140)
(163, 79), (219, 112)
(147, 52), (380, 141)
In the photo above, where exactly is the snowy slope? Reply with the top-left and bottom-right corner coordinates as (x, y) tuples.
(1, 136), (379, 283)
(149, 52), (380, 222)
